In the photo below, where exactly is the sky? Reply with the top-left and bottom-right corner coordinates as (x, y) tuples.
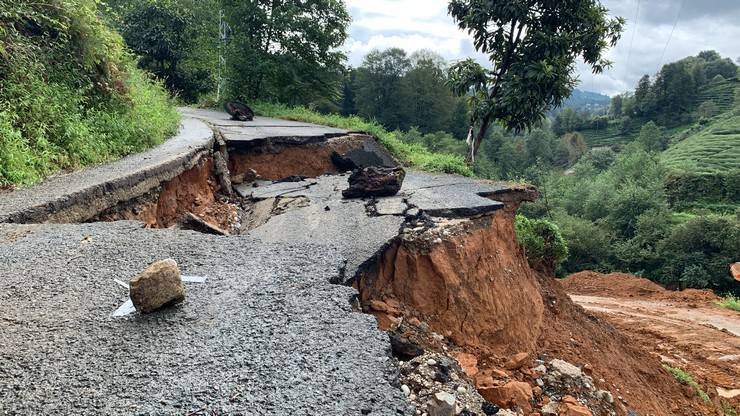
(343, 0), (740, 97)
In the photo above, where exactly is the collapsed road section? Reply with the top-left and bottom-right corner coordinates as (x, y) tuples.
(0, 109), (717, 415)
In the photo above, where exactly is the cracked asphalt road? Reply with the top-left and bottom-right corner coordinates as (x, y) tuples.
(0, 222), (411, 415)
(0, 109), (520, 415)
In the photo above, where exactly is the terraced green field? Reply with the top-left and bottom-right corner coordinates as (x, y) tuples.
(662, 112), (740, 174)
(579, 123), (641, 147)
(696, 78), (738, 113)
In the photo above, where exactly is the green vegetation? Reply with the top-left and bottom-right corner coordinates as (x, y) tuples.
(106, 0), (219, 102)
(446, 0), (623, 159)
(722, 400), (739, 416)
(663, 365), (711, 403)
(349, 48), (468, 137)
(515, 215), (569, 272)
(0, 0), (179, 186)
(717, 295), (740, 312)
(251, 102), (472, 176)
(663, 112), (740, 174)
(107, 0), (350, 107)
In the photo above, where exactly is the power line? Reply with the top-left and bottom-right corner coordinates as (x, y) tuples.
(656, 0), (684, 74)
(624, 0), (641, 73)
(590, 0), (641, 93)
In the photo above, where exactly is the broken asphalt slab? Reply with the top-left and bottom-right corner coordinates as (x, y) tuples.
(0, 222), (412, 415)
(0, 108), (524, 415)
(247, 171), (508, 279)
(236, 179), (318, 199)
(181, 107), (348, 147)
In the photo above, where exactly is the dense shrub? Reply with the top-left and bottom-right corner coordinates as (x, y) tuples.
(657, 215), (740, 292)
(0, 0), (179, 186)
(515, 214), (569, 273)
(665, 171), (740, 206)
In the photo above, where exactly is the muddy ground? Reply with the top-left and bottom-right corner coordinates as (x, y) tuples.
(562, 271), (740, 411)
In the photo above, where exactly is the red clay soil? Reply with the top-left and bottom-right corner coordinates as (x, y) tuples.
(358, 198), (714, 415)
(561, 271), (720, 303)
(358, 213), (545, 356)
(562, 271), (739, 412)
(538, 273), (718, 415)
(229, 135), (369, 180)
(99, 157), (238, 231)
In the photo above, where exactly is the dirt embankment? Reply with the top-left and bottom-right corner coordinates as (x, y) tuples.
(357, 195), (714, 415)
(561, 271), (721, 303)
(95, 134), (375, 234)
(561, 271), (740, 412)
(94, 156), (239, 231)
(229, 135), (369, 180)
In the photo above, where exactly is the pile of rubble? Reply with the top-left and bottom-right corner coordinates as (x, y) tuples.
(393, 345), (618, 416)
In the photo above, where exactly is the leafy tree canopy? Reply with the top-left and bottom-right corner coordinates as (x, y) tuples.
(223, 0), (350, 106)
(447, 0), (624, 161)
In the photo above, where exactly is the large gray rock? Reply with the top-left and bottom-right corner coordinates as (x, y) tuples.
(427, 391), (456, 416)
(331, 136), (398, 171)
(342, 167), (405, 199)
(129, 259), (185, 313)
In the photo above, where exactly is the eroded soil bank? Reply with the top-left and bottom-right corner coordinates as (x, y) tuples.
(3, 111), (732, 415)
(356, 195), (721, 415)
(93, 133), (378, 234)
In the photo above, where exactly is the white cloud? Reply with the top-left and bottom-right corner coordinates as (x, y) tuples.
(345, 0), (740, 96)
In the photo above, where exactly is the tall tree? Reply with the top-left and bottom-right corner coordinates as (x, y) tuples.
(633, 74), (654, 116)
(401, 50), (457, 133)
(609, 95), (623, 118)
(354, 48), (411, 130)
(223, 0), (350, 105)
(447, 0), (624, 161)
(107, 0), (219, 102)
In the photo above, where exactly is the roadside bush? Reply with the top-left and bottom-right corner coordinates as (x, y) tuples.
(515, 214), (569, 273)
(0, 0), (179, 186)
(657, 215), (740, 291)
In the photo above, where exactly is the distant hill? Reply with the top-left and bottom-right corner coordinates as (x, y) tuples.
(553, 89), (610, 115)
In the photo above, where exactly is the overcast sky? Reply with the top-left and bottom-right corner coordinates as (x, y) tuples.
(343, 0), (740, 96)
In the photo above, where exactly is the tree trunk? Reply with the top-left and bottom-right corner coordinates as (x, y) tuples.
(466, 115), (492, 164)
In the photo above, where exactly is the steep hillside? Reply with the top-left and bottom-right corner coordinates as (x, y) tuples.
(577, 78), (740, 150)
(0, 0), (178, 187)
(553, 89), (610, 115)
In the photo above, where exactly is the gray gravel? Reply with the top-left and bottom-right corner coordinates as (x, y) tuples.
(0, 222), (411, 415)
(0, 109), (522, 415)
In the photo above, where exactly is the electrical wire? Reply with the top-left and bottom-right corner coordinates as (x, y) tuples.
(656, 0), (685, 73)
(624, 0), (642, 73)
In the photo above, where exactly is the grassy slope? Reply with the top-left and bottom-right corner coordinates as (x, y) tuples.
(662, 111), (740, 174)
(0, 1), (179, 187)
(252, 102), (473, 176)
